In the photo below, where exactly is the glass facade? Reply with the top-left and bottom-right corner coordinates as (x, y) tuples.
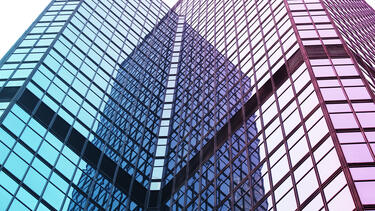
(0, 0), (375, 210)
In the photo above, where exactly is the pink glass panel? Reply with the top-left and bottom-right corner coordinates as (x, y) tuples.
(326, 104), (351, 113)
(310, 59), (330, 66)
(316, 24), (333, 29)
(299, 30), (319, 38)
(318, 29), (337, 38)
(335, 65), (358, 76)
(353, 103), (375, 112)
(321, 88), (346, 101)
(306, 3), (323, 10)
(303, 40), (322, 46)
(297, 25), (314, 30)
(313, 66), (335, 77)
(330, 113), (358, 129)
(337, 132), (365, 144)
(309, 10), (326, 15)
(292, 11), (309, 16)
(341, 144), (373, 163)
(357, 113), (375, 128)
(332, 58), (353, 65)
(294, 16), (312, 24)
(366, 132), (375, 142)
(341, 79), (364, 86)
(317, 79), (340, 88)
(322, 39), (342, 45)
(290, 4), (306, 11)
(344, 87), (371, 100)
(350, 167), (375, 180)
(312, 15), (330, 23)
(355, 181), (375, 204)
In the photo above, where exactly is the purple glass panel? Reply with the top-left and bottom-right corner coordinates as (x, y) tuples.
(326, 104), (351, 113)
(341, 144), (373, 163)
(317, 79), (340, 87)
(318, 29), (337, 37)
(366, 132), (375, 142)
(357, 113), (375, 128)
(330, 113), (358, 129)
(321, 88), (346, 101)
(350, 167), (375, 180)
(344, 87), (371, 100)
(335, 65), (358, 76)
(312, 66), (336, 77)
(353, 103), (375, 112)
(337, 132), (365, 144)
(341, 79), (364, 86)
(355, 182), (375, 204)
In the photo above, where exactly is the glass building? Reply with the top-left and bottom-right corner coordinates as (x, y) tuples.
(0, 0), (375, 210)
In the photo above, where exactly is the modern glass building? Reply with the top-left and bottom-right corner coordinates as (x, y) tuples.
(0, 0), (375, 210)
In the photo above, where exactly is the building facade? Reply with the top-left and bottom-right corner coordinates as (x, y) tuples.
(0, 0), (375, 210)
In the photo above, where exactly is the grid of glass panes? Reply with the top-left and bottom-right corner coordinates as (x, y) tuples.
(323, 0), (375, 70)
(0, 0), (172, 210)
(62, 3), (176, 209)
(0, 0), (79, 101)
(0, 104), (89, 210)
(288, 0), (375, 208)
(174, 0), (298, 96)
(151, 16), (185, 191)
(166, 0), (298, 177)
(313, 56), (375, 207)
(162, 0), (315, 209)
(323, 0), (375, 97)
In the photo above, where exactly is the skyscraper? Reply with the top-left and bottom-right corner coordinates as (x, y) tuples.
(0, 0), (375, 210)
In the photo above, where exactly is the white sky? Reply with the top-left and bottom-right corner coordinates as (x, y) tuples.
(0, 0), (374, 59)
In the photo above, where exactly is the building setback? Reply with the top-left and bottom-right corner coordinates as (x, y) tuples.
(0, 0), (375, 210)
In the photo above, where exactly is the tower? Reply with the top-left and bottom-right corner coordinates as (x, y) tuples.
(0, 0), (375, 210)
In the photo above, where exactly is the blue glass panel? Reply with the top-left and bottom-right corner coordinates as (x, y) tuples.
(0, 187), (12, 210)
(2, 112), (25, 136)
(0, 142), (10, 164)
(56, 155), (75, 180)
(11, 105), (30, 122)
(50, 172), (69, 192)
(12, 69), (32, 79)
(61, 146), (79, 164)
(31, 158), (50, 178)
(24, 168), (46, 195)
(0, 172), (18, 194)
(48, 83), (65, 102)
(32, 71), (50, 90)
(42, 96), (59, 112)
(13, 143), (33, 163)
(0, 70), (13, 79)
(58, 68), (74, 84)
(38, 142), (59, 166)
(40, 15), (55, 22)
(0, 128), (16, 147)
(25, 53), (44, 62)
(43, 183), (64, 209)
(9, 199), (28, 210)
(36, 203), (50, 211)
(20, 40), (36, 47)
(45, 132), (63, 150)
(30, 27), (45, 34)
(16, 188), (38, 210)
(4, 153), (28, 179)
(54, 41), (70, 57)
(28, 119), (47, 137)
(20, 127), (42, 151)
(44, 55), (60, 71)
